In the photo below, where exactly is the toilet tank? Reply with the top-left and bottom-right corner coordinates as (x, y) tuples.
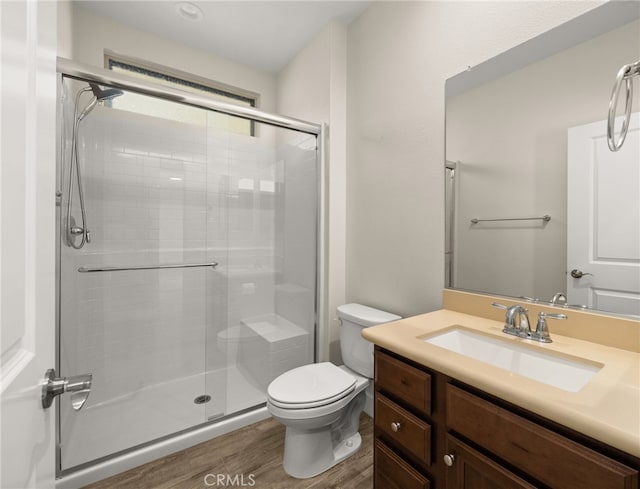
(337, 303), (401, 378)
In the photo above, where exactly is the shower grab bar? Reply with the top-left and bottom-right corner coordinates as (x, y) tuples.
(607, 59), (640, 152)
(78, 262), (219, 273)
(470, 215), (551, 224)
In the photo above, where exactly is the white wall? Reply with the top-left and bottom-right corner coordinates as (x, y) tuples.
(346, 1), (603, 318)
(448, 19), (640, 302)
(57, 0), (73, 59)
(65, 3), (277, 113)
(276, 21), (348, 362)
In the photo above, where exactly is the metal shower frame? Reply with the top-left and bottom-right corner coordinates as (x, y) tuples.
(55, 56), (324, 477)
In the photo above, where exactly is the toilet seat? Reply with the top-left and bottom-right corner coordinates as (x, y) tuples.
(268, 362), (356, 409)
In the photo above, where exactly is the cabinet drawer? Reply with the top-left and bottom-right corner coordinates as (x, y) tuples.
(376, 393), (431, 465)
(376, 350), (431, 415)
(446, 384), (639, 489)
(375, 440), (430, 489)
(446, 434), (537, 489)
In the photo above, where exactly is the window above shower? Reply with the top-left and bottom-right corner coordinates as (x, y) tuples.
(104, 52), (258, 135)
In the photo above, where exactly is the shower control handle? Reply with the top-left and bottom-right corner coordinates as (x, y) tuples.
(42, 368), (92, 411)
(69, 226), (91, 243)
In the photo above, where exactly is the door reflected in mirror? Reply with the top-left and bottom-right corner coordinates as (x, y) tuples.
(445, 1), (640, 318)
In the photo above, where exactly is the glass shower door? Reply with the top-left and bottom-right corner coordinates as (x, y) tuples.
(204, 123), (318, 421)
(57, 74), (319, 471)
(58, 78), (226, 469)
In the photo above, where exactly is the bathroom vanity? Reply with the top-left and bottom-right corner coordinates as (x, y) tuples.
(374, 347), (639, 489)
(364, 292), (640, 489)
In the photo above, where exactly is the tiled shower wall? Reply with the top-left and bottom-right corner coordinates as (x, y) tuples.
(61, 108), (216, 403)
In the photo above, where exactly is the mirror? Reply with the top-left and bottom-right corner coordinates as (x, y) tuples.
(445, 1), (640, 318)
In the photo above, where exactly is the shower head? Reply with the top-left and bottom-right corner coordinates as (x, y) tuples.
(78, 83), (124, 121)
(89, 83), (124, 102)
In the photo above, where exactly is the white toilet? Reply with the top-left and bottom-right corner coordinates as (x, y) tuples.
(266, 303), (401, 479)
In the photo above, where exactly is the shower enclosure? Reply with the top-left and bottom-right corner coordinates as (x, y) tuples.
(56, 60), (319, 475)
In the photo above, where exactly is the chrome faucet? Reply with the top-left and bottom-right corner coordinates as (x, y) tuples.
(550, 292), (567, 306)
(492, 302), (567, 343)
(492, 303), (531, 338)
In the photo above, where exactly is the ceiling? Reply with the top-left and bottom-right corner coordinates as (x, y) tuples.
(76, 1), (372, 74)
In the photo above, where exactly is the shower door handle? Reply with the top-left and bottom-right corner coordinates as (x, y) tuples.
(42, 368), (92, 411)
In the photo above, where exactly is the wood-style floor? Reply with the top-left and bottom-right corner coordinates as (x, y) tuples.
(84, 414), (373, 489)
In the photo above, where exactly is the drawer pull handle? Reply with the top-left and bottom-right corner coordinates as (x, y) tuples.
(390, 422), (401, 432)
(444, 454), (456, 467)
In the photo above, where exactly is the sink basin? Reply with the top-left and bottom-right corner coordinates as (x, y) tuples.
(423, 327), (602, 392)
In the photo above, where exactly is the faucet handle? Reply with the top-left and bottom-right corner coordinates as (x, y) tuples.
(532, 312), (567, 343)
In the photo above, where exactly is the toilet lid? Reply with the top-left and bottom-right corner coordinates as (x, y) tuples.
(268, 363), (356, 408)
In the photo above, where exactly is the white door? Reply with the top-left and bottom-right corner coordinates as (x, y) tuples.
(1, 1), (57, 487)
(567, 113), (640, 316)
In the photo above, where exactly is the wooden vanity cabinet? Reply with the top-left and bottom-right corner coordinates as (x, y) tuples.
(373, 346), (640, 489)
(374, 347), (444, 488)
(444, 435), (537, 489)
(375, 440), (430, 489)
